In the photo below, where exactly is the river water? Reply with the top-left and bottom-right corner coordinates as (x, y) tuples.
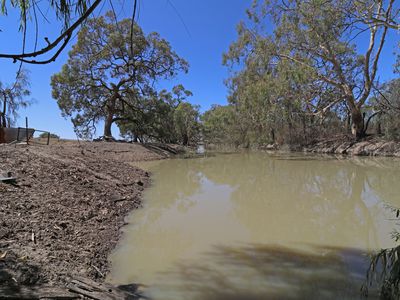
(108, 153), (400, 299)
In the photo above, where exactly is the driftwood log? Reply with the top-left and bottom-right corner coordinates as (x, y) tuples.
(67, 276), (140, 300)
(0, 276), (142, 300)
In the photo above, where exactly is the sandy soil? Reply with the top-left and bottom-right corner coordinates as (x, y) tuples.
(0, 140), (166, 292)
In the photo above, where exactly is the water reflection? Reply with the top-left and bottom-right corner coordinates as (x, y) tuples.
(108, 153), (400, 299)
(149, 244), (377, 300)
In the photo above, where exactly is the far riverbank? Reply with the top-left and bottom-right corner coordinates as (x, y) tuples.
(302, 136), (400, 157)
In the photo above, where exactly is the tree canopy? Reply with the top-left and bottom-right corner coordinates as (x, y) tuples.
(51, 12), (188, 139)
(207, 0), (399, 148)
(0, 68), (30, 128)
(117, 85), (199, 144)
(174, 102), (200, 146)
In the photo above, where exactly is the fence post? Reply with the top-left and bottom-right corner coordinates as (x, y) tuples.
(25, 117), (29, 145)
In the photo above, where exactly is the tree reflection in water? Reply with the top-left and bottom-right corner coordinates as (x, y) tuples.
(148, 244), (378, 300)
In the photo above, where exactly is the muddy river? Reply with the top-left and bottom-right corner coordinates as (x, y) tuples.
(108, 153), (400, 299)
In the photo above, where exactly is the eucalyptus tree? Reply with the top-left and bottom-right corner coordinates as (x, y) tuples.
(0, 69), (30, 128)
(376, 79), (400, 113)
(201, 105), (244, 146)
(174, 102), (200, 146)
(371, 78), (400, 139)
(227, 0), (397, 139)
(224, 35), (330, 145)
(51, 12), (188, 138)
(150, 86), (194, 143)
(118, 85), (193, 143)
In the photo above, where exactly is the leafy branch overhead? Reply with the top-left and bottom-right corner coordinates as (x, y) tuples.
(0, 0), (138, 64)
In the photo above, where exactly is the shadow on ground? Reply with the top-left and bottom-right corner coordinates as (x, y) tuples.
(0, 263), (42, 299)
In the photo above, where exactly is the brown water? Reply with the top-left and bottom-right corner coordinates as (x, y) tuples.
(108, 153), (400, 299)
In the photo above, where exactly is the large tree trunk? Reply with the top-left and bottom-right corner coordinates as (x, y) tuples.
(0, 112), (4, 128)
(376, 121), (382, 135)
(270, 128), (275, 144)
(302, 115), (307, 143)
(104, 111), (113, 138)
(350, 108), (365, 140)
(182, 134), (189, 146)
(103, 95), (117, 138)
(346, 112), (351, 134)
(1, 95), (7, 128)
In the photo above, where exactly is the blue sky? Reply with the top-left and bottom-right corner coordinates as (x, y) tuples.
(0, 0), (398, 139)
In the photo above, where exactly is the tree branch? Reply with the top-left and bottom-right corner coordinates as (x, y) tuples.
(0, 0), (102, 64)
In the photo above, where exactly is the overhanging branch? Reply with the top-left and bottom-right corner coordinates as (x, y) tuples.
(0, 0), (103, 64)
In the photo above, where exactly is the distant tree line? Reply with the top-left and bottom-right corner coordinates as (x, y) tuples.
(4, 1), (400, 148)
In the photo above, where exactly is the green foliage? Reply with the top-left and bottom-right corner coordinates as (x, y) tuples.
(201, 105), (244, 147)
(51, 12), (188, 138)
(363, 207), (400, 299)
(117, 85), (198, 144)
(174, 102), (200, 146)
(213, 0), (398, 147)
(0, 69), (31, 128)
(0, 0), (90, 29)
(374, 79), (400, 140)
(364, 245), (400, 299)
(38, 132), (60, 139)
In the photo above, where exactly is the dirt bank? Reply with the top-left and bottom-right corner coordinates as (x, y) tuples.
(0, 141), (169, 296)
(303, 136), (400, 157)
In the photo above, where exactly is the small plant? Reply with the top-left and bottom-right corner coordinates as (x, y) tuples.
(363, 208), (400, 299)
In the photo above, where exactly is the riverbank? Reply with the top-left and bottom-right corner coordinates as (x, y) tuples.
(302, 136), (400, 157)
(206, 136), (400, 157)
(0, 140), (175, 298)
(2, 137), (398, 297)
